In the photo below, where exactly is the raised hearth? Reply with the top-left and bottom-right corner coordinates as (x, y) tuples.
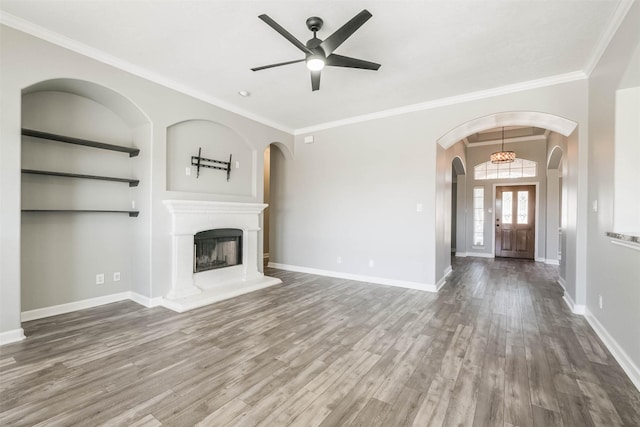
(162, 200), (281, 312)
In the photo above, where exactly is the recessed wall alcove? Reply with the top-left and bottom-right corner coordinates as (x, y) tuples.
(166, 119), (254, 196)
(20, 78), (152, 314)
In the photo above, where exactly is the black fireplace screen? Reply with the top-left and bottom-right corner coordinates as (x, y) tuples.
(194, 229), (243, 273)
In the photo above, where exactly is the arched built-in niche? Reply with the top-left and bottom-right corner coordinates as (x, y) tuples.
(166, 119), (255, 196)
(20, 78), (152, 314)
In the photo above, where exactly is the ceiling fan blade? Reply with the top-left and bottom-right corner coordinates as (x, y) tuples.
(259, 14), (314, 55)
(326, 54), (380, 70)
(320, 9), (372, 56)
(251, 59), (305, 71)
(311, 70), (321, 91)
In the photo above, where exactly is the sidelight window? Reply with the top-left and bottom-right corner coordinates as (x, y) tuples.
(473, 187), (485, 246)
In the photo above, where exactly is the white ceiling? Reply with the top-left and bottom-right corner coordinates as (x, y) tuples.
(0, 1), (627, 133)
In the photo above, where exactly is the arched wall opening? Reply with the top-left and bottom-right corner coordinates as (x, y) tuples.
(435, 111), (580, 305)
(20, 78), (152, 318)
(263, 142), (291, 267)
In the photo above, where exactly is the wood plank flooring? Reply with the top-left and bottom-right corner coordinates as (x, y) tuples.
(1, 258), (639, 426)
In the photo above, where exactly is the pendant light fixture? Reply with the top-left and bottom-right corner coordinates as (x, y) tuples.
(490, 126), (516, 164)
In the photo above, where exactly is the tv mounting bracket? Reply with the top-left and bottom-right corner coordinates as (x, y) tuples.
(191, 147), (232, 181)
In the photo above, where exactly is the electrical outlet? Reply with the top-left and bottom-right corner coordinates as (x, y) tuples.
(369, 259), (374, 268)
(416, 203), (423, 212)
(337, 256), (342, 264)
(96, 274), (104, 285)
(113, 272), (121, 282)
(599, 295), (603, 310)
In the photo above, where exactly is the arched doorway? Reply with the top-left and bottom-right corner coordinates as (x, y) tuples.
(436, 111), (582, 306)
(263, 142), (293, 268)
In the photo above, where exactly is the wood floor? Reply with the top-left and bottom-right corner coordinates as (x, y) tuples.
(1, 258), (639, 426)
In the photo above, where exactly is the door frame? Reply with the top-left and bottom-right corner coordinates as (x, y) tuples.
(491, 182), (540, 261)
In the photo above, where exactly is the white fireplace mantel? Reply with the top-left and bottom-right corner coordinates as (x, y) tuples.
(162, 200), (281, 312)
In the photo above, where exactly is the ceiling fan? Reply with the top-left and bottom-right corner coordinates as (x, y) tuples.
(251, 9), (381, 91)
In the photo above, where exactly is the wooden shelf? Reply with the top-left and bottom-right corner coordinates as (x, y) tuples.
(22, 209), (139, 217)
(22, 128), (140, 157)
(22, 169), (139, 187)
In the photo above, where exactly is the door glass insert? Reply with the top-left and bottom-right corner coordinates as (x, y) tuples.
(502, 191), (513, 224)
(517, 191), (529, 224)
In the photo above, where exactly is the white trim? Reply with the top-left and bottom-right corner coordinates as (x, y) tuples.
(455, 252), (468, 257)
(0, 328), (26, 346)
(545, 259), (560, 266)
(435, 265), (453, 291)
(129, 292), (164, 308)
(610, 239), (640, 252)
(268, 262), (439, 293)
(21, 292), (131, 321)
(263, 253), (270, 259)
(463, 252), (495, 259)
(437, 112), (578, 149)
(0, 12), (293, 135)
(584, 308), (640, 392)
(295, 72), (585, 135)
(557, 278), (585, 315)
(583, 0), (635, 76)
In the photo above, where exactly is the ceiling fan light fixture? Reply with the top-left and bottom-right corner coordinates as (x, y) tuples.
(306, 54), (325, 71)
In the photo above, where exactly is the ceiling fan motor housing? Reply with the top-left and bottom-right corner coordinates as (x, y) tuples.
(306, 16), (324, 32)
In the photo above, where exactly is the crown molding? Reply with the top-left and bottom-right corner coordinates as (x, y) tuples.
(294, 71), (587, 135)
(0, 12), (294, 135)
(583, 0), (635, 76)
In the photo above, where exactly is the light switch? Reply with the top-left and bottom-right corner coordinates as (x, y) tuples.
(186, 167), (191, 176)
(304, 135), (314, 144)
(235, 161), (240, 169)
(416, 203), (423, 212)
(593, 200), (598, 212)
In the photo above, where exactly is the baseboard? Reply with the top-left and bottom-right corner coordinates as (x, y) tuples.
(263, 253), (269, 259)
(128, 292), (164, 308)
(435, 265), (453, 291)
(21, 292), (132, 322)
(545, 259), (560, 265)
(584, 308), (640, 392)
(557, 278), (585, 315)
(268, 262), (439, 293)
(21, 291), (164, 322)
(0, 328), (26, 346)
(463, 252), (494, 259)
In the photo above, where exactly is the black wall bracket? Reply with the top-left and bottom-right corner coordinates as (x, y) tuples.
(191, 147), (232, 181)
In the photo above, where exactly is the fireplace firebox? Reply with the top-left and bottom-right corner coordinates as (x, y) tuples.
(194, 229), (243, 273)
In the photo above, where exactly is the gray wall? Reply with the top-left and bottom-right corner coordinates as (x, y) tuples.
(270, 81), (589, 287)
(586, 3), (640, 369)
(0, 25), (292, 335)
